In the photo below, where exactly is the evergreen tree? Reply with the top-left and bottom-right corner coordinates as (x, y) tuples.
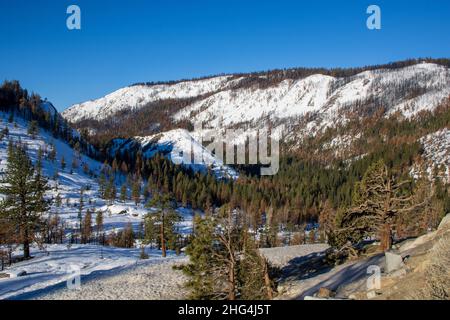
(333, 160), (430, 252)
(95, 211), (104, 244)
(120, 183), (127, 202)
(182, 207), (277, 300)
(239, 231), (275, 300)
(60, 156), (66, 170)
(132, 178), (141, 205)
(77, 188), (84, 237)
(27, 120), (38, 138)
(182, 215), (225, 299)
(81, 209), (93, 244)
(145, 193), (182, 257)
(98, 172), (107, 199)
(48, 144), (56, 162)
(106, 175), (116, 204)
(55, 193), (62, 208)
(0, 144), (49, 259)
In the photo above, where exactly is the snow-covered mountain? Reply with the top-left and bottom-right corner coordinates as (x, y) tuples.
(63, 76), (235, 122)
(63, 62), (450, 133)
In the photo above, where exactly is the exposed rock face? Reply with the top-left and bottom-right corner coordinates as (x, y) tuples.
(385, 252), (405, 273)
(438, 213), (450, 231)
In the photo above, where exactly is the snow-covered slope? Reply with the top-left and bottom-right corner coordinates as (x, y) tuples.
(62, 76), (234, 122)
(64, 63), (450, 132)
(175, 63), (450, 131)
(109, 129), (238, 179)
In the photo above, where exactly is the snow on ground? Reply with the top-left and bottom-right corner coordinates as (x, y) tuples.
(0, 244), (185, 300)
(33, 256), (188, 300)
(260, 244), (329, 267)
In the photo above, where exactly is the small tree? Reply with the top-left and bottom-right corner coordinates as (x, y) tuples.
(120, 183), (127, 202)
(55, 193), (62, 208)
(95, 211), (104, 244)
(27, 120), (38, 138)
(145, 193), (182, 257)
(60, 156), (66, 170)
(132, 178), (141, 205)
(81, 209), (93, 244)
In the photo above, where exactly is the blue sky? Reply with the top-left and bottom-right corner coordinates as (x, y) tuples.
(1, 0), (449, 111)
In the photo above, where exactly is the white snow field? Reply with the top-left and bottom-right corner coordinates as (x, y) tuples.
(0, 244), (186, 300)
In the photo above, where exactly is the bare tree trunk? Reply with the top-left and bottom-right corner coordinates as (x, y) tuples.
(380, 223), (392, 252)
(228, 261), (236, 300)
(8, 247), (12, 266)
(263, 259), (273, 299)
(161, 212), (166, 257)
(23, 228), (30, 259)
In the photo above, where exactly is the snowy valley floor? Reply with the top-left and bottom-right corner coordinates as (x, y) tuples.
(0, 244), (187, 300)
(34, 258), (188, 300)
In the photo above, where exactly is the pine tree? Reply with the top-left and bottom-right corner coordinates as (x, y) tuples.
(333, 160), (430, 252)
(95, 211), (104, 244)
(106, 175), (116, 204)
(27, 120), (38, 138)
(98, 173), (106, 199)
(0, 144), (49, 259)
(132, 178), (141, 205)
(77, 188), (84, 237)
(182, 215), (225, 299)
(120, 183), (127, 202)
(81, 209), (93, 244)
(55, 194), (62, 208)
(182, 207), (277, 300)
(60, 156), (66, 170)
(239, 231), (275, 300)
(145, 193), (182, 257)
(48, 144), (56, 162)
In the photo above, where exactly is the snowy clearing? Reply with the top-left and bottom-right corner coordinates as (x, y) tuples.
(0, 244), (184, 300)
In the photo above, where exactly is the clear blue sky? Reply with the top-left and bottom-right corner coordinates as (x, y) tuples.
(1, 0), (449, 111)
